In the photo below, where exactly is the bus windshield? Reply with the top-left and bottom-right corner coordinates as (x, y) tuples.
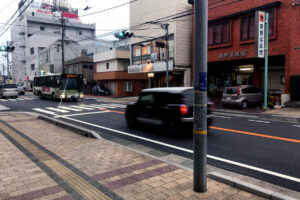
(60, 77), (83, 91)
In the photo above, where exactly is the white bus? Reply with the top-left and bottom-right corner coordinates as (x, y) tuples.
(33, 73), (84, 101)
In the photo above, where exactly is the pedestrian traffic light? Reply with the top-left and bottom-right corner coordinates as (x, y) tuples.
(114, 31), (134, 40)
(0, 45), (15, 52)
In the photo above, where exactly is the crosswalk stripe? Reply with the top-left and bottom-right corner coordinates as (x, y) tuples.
(0, 105), (9, 110)
(16, 98), (25, 101)
(69, 105), (94, 110)
(33, 108), (56, 115)
(58, 106), (83, 112)
(45, 107), (69, 113)
(0, 99), (7, 101)
(8, 99), (17, 101)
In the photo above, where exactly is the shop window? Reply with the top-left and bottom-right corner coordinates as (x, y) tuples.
(125, 82), (132, 92)
(241, 9), (274, 41)
(208, 20), (230, 46)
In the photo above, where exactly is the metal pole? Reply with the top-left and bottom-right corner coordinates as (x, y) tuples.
(193, 0), (208, 193)
(6, 40), (9, 78)
(165, 24), (169, 87)
(61, 10), (65, 74)
(264, 13), (269, 109)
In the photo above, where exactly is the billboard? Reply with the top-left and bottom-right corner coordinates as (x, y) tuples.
(255, 11), (265, 58)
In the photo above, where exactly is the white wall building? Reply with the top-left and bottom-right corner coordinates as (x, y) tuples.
(129, 0), (192, 87)
(11, 0), (95, 83)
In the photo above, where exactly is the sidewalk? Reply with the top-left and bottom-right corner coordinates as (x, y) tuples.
(0, 112), (266, 200)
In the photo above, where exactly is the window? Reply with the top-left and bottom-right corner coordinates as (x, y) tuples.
(38, 47), (45, 53)
(31, 64), (35, 70)
(83, 65), (88, 69)
(208, 20), (230, 45)
(106, 63), (109, 70)
(32, 12), (34, 16)
(57, 45), (60, 52)
(139, 93), (153, 103)
(78, 31), (82, 35)
(50, 65), (54, 73)
(89, 65), (93, 70)
(241, 9), (274, 41)
(30, 47), (34, 55)
(40, 26), (45, 31)
(125, 82), (132, 92)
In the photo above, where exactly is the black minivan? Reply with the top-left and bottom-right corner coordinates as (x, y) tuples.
(125, 87), (214, 136)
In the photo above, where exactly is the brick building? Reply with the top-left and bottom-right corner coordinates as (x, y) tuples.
(189, 0), (300, 103)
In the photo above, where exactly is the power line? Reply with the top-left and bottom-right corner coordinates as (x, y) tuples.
(79, 0), (138, 17)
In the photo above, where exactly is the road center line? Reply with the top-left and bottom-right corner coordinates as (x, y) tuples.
(248, 119), (270, 124)
(60, 116), (300, 183)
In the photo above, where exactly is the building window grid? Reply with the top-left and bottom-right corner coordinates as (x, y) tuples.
(240, 9), (274, 41)
(208, 20), (230, 46)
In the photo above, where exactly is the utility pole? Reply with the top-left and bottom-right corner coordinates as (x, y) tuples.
(162, 24), (169, 87)
(6, 40), (9, 78)
(61, 9), (65, 74)
(264, 13), (269, 110)
(193, 0), (208, 193)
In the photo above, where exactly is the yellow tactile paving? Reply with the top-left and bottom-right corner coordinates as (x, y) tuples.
(0, 121), (111, 200)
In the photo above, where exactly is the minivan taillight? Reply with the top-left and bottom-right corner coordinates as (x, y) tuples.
(237, 88), (241, 96)
(180, 105), (188, 115)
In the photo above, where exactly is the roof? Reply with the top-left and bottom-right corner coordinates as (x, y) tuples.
(142, 87), (193, 94)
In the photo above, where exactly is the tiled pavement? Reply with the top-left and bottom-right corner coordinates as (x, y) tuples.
(0, 112), (266, 200)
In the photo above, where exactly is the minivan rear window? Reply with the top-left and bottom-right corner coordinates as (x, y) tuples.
(224, 87), (238, 94)
(4, 84), (17, 88)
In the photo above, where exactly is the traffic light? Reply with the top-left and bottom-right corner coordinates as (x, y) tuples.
(114, 31), (134, 40)
(0, 45), (15, 52)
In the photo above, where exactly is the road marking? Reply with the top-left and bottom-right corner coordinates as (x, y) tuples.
(54, 111), (109, 118)
(248, 119), (270, 124)
(69, 105), (94, 110)
(45, 107), (69, 113)
(16, 98), (25, 100)
(211, 115), (231, 119)
(0, 99), (7, 101)
(0, 105), (9, 111)
(60, 116), (300, 183)
(8, 99), (17, 101)
(210, 126), (300, 144)
(293, 125), (300, 128)
(33, 108), (56, 115)
(97, 108), (125, 114)
(58, 106), (83, 112)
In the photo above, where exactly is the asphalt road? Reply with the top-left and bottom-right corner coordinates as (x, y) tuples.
(1, 94), (300, 192)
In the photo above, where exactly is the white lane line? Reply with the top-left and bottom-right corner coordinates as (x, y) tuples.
(0, 99), (7, 101)
(248, 119), (270, 124)
(61, 116), (300, 183)
(211, 115), (232, 119)
(45, 107), (69, 113)
(58, 106), (83, 112)
(8, 99), (17, 101)
(293, 125), (300, 128)
(33, 108), (56, 115)
(0, 105), (9, 110)
(69, 105), (94, 110)
(54, 111), (109, 118)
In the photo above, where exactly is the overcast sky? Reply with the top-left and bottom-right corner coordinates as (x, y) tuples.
(0, 0), (130, 71)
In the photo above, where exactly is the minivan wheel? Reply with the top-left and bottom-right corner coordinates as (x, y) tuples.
(241, 101), (248, 109)
(126, 113), (137, 128)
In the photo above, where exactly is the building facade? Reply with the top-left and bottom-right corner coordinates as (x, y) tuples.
(94, 49), (148, 97)
(189, 0), (300, 103)
(128, 0), (193, 87)
(11, 0), (95, 84)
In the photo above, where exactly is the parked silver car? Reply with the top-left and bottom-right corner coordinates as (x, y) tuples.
(0, 84), (18, 98)
(222, 86), (263, 109)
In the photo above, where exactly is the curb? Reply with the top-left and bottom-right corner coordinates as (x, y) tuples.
(37, 114), (103, 139)
(213, 109), (300, 123)
(208, 172), (298, 200)
(37, 114), (299, 200)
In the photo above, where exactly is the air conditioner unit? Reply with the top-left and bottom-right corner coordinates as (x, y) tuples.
(151, 53), (158, 61)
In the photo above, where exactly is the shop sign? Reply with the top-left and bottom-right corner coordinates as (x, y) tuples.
(255, 11), (265, 58)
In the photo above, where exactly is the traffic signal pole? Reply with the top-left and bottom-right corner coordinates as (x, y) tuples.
(6, 40), (9, 78)
(193, 0), (208, 193)
(61, 10), (65, 74)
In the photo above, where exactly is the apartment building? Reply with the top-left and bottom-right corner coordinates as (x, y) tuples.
(11, 0), (95, 84)
(94, 48), (147, 97)
(189, 0), (299, 103)
(128, 0), (193, 87)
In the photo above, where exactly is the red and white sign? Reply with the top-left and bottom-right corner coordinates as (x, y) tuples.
(255, 11), (265, 58)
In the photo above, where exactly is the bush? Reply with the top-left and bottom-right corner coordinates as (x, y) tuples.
(290, 76), (300, 101)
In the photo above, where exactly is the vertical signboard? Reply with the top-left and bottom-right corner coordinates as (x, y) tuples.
(255, 11), (265, 58)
